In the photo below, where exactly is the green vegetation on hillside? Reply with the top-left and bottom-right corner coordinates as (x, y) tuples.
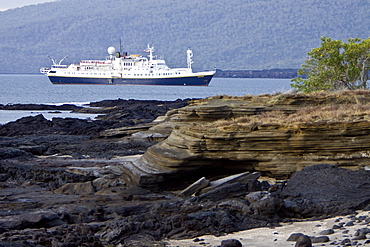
(0, 0), (368, 73)
(291, 37), (370, 93)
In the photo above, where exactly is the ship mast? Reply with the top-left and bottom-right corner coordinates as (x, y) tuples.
(147, 44), (154, 62)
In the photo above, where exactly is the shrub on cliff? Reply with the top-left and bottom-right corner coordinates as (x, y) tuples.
(291, 37), (370, 93)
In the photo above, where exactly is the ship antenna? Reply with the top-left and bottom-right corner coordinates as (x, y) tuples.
(47, 55), (57, 65)
(58, 55), (68, 65)
(119, 38), (123, 53)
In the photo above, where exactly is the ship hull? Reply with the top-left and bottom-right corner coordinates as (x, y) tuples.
(48, 74), (214, 86)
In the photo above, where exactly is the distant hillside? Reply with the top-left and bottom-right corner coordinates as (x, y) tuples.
(215, 69), (298, 78)
(0, 0), (368, 73)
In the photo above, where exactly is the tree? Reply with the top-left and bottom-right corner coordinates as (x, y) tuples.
(291, 37), (370, 93)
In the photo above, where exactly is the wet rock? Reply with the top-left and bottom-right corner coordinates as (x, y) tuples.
(340, 238), (352, 245)
(353, 227), (370, 240)
(345, 220), (355, 226)
(221, 239), (242, 247)
(311, 236), (330, 243)
(319, 229), (334, 235)
(287, 233), (304, 241)
(295, 235), (312, 247)
(0, 103), (81, 111)
(355, 227), (370, 236)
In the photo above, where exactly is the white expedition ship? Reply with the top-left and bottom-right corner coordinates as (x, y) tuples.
(40, 45), (215, 86)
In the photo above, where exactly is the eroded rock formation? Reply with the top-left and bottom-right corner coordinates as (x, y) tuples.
(124, 91), (370, 187)
(1, 96), (370, 246)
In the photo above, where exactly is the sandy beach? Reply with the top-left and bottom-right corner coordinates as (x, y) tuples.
(166, 211), (370, 247)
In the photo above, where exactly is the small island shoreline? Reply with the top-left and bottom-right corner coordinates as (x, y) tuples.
(0, 92), (369, 246)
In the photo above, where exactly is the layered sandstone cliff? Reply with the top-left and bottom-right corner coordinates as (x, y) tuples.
(122, 91), (370, 187)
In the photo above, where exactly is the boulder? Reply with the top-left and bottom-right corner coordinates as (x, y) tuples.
(295, 235), (312, 247)
(221, 239), (242, 247)
(281, 164), (370, 217)
(311, 236), (330, 243)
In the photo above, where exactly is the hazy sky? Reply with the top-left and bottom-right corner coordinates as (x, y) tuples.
(0, 0), (56, 11)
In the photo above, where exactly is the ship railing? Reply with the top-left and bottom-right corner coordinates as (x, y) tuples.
(51, 65), (68, 69)
(40, 67), (50, 74)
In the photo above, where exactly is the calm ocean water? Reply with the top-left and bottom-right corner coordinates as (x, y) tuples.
(0, 74), (293, 123)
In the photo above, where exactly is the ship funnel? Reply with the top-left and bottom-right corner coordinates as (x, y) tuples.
(187, 48), (194, 70)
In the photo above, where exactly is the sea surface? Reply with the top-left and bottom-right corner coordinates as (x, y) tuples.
(0, 74), (293, 123)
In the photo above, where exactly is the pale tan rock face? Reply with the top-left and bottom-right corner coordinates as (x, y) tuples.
(127, 91), (370, 186)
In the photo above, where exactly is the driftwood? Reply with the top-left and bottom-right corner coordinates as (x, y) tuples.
(178, 177), (210, 197)
(199, 171), (260, 195)
(178, 171), (261, 197)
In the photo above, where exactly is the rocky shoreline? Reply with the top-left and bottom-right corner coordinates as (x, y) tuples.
(0, 93), (370, 246)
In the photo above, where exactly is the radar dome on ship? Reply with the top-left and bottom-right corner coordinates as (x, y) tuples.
(107, 47), (116, 55)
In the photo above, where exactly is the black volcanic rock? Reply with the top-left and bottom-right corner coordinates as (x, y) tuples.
(280, 164), (370, 218)
(0, 104), (81, 111)
(0, 99), (190, 158)
(0, 99), (369, 246)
